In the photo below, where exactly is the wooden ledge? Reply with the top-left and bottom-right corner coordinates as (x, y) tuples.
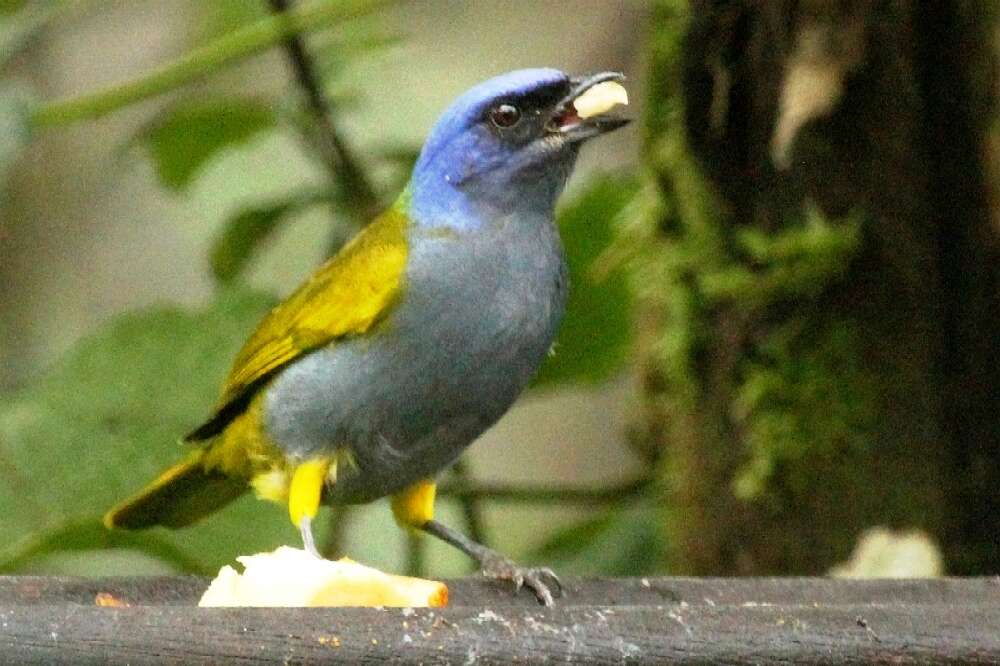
(1, 576), (998, 663)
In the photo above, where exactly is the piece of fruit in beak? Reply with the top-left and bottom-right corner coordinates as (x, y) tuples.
(573, 81), (629, 119)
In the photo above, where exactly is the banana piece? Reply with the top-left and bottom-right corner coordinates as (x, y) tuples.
(199, 546), (448, 607)
(573, 81), (628, 119)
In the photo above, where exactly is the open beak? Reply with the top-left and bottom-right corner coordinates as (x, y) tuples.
(549, 71), (630, 141)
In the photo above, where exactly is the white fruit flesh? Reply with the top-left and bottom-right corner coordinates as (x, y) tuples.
(198, 546), (448, 607)
(573, 81), (628, 119)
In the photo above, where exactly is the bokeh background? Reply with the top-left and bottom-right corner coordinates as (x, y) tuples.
(0, 0), (648, 577)
(1, 1), (998, 581)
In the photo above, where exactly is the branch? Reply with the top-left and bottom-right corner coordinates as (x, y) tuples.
(449, 458), (487, 545)
(404, 530), (426, 577)
(438, 478), (654, 505)
(30, 0), (390, 129)
(267, 0), (382, 223)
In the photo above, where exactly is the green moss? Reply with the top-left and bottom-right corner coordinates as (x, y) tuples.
(732, 315), (879, 500)
(626, 0), (891, 573)
(625, 4), (729, 409)
(636, 2), (871, 444)
(703, 205), (861, 305)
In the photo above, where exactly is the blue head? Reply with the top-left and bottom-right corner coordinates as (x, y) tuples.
(409, 68), (628, 228)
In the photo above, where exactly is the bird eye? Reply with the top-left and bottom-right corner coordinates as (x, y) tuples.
(489, 103), (521, 129)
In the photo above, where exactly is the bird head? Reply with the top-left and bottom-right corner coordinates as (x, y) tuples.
(409, 68), (629, 226)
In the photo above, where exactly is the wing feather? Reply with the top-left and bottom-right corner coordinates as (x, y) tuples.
(187, 207), (409, 440)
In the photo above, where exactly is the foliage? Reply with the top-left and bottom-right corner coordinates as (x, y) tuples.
(29, 0), (393, 128)
(535, 176), (637, 386)
(0, 289), (325, 574)
(210, 193), (321, 285)
(0, 1), (647, 576)
(137, 98), (277, 192)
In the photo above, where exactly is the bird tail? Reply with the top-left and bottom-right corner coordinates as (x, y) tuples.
(104, 450), (247, 530)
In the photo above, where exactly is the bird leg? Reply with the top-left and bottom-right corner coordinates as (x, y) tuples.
(288, 458), (334, 558)
(392, 479), (561, 605)
(420, 519), (562, 607)
(299, 515), (321, 559)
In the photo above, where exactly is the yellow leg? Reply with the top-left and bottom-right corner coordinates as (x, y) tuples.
(397, 477), (562, 606)
(288, 458), (334, 557)
(390, 479), (437, 530)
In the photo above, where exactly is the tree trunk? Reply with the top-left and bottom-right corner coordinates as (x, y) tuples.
(632, 0), (1000, 574)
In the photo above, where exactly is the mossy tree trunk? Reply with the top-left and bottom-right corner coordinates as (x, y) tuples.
(631, 0), (1000, 574)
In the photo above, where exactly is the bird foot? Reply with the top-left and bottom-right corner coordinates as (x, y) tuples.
(479, 552), (562, 607)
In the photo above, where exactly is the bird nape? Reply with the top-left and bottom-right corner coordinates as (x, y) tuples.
(105, 68), (629, 606)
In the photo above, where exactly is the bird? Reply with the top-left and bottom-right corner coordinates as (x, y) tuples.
(104, 68), (629, 606)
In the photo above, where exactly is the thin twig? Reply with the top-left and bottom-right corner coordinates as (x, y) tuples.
(31, 0), (390, 128)
(267, 0), (383, 226)
(449, 458), (487, 546)
(438, 478), (654, 505)
(404, 531), (425, 577)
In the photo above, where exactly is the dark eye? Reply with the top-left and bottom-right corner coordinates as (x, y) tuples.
(489, 103), (521, 128)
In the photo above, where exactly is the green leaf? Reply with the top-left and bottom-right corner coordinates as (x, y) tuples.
(210, 189), (343, 285)
(531, 505), (665, 576)
(0, 288), (331, 574)
(211, 198), (303, 285)
(193, 0), (267, 43)
(313, 24), (403, 81)
(137, 97), (276, 192)
(534, 175), (638, 386)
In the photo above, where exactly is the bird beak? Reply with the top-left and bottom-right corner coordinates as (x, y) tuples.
(548, 72), (631, 141)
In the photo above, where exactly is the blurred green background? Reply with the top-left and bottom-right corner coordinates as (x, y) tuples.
(0, 0), (648, 578)
(2, 1), (998, 581)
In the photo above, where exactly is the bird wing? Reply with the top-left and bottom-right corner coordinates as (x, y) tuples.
(186, 207), (410, 441)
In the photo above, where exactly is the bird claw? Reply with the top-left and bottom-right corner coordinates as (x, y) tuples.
(480, 553), (562, 606)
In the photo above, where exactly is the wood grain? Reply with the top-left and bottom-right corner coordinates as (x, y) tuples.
(1, 576), (998, 664)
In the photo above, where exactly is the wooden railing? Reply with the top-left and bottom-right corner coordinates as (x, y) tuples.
(1, 576), (998, 663)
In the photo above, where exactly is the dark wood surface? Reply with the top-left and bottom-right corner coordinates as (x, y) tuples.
(1, 576), (998, 664)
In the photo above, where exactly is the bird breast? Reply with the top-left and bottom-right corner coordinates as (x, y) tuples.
(393, 213), (568, 408)
(261, 211), (567, 501)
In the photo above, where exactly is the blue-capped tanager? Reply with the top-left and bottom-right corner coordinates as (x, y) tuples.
(105, 68), (629, 605)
